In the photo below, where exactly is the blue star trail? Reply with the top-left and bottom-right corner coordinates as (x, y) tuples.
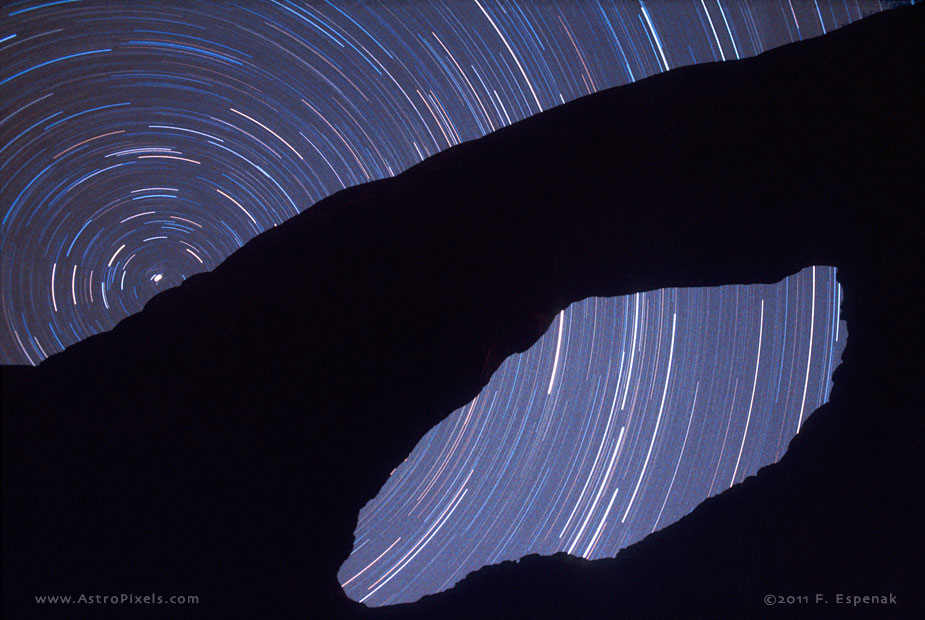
(0, 0), (889, 607)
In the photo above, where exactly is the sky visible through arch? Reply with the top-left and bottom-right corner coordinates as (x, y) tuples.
(0, 0), (886, 607)
(341, 268), (846, 604)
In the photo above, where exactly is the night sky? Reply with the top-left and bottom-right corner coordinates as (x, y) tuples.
(1, 0), (884, 608)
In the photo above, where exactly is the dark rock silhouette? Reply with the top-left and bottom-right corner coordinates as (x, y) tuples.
(2, 5), (922, 618)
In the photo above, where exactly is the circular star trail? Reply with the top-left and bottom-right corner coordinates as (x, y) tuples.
(340, 268), (846, 605)
(0, 0), (890, 609)
(1, 0), (884, 364)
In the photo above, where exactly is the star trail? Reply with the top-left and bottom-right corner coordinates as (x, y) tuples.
(0, 0), (889, 608)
